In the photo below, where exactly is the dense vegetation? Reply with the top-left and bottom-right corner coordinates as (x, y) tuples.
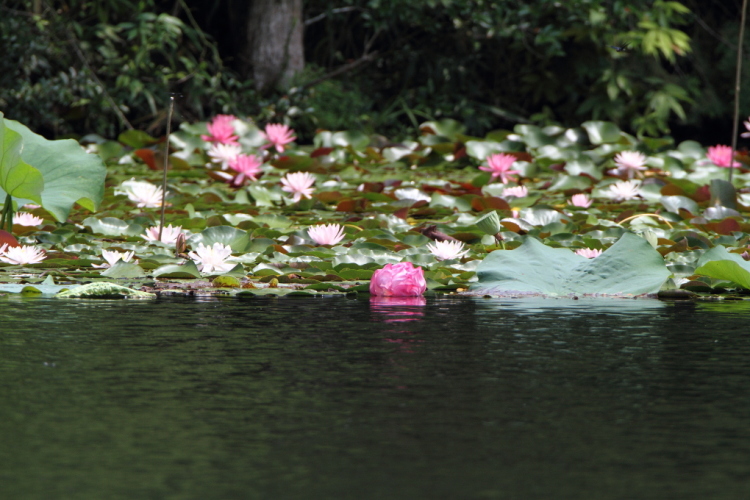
(1, 0), (747, 142)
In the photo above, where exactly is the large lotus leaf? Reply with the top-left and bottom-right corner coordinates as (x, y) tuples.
(472, 232), (670, 296)
(101, 260), (147, 278)
(0, 117), (44, 203)
(693, 245), (750, 290)
(189, 226), (251, 253)
(5, 117), (106, 221)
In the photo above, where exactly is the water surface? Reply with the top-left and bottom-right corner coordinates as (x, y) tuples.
(1, 295), (749, 499)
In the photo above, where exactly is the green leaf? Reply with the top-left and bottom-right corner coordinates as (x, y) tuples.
(581, 121), (622, 145)
(83, 217), (145, 237)
(5, 117), (106, 221)
(118, 129), (158, 148)
(0, 117), (44, 203)
(189, 226), (251, 253)
(694, 245), (750, 290)
(101, 260), (147, 278)
(152, 260), (202, 278)
(710, 179), (737, 210)
(472, 232), (670, 296)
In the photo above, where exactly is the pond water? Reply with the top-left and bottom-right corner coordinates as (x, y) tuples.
(1, 295), (749, 499)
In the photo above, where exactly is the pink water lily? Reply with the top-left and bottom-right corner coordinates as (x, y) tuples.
(201, 115), (238, 144)
(479, 153), (520, 184)
(308, 223), (345, 245)
(706, 145), (741, 168)
(575, 248), (602, 259)
(281, 172), (316, 202)
(742, 118), (750, 138)
(502, 185), (528, 198)
(261, 123), (296, 153)
(228, 154), (263, 185)
(569, 193), (592, 208)
(370, 262), (427, 297)
(0, 244), (46, 265)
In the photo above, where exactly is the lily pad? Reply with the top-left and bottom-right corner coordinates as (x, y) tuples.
(693, 245), (750, 290)
(471, 232), (670, 296)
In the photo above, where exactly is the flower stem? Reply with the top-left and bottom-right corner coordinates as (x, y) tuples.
(158, 96), (175, 242)
(0, 193), (12, 233)
(729, 0), (748, 184)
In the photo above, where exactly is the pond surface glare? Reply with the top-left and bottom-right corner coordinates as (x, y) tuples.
(1, 295), (749, 499)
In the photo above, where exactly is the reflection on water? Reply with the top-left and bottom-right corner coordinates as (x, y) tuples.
(1, 296), (750, 499)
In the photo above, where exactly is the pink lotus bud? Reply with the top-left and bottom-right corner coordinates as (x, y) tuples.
(370, 262), (427, 297)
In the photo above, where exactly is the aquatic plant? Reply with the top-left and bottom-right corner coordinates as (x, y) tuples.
(370, 262), (427, 297)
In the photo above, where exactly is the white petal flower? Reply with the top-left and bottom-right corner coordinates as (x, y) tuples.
(115, 178), (164, 208)
(0, 245), (46, 265)
(608, 180), (641, 201)
(613, 151), (647, 178)
(502, 185), (528, 198)
(142, 225), (184, 244)
(188, 242), (235, 274)
(281, 172), (316, 202)
(426, 240), (469, 261)
(308, 224), (345, 245)
(93, 249), (135, 268)
(394, 188), (431, 203)
(13, 212), (44, 226)
(207, 143), (242, 170)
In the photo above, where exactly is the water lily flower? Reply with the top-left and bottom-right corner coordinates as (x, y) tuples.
(201, 115), (238, 144)
(308, 223), (345, 245)
(575, 248), (602, 259)
(93, 249), (136, 268)
(260, 123), (296, 153)
(116, 178), (164, 208)
(228, 154), (263, 185)
(188, 242), (236, 274)
(479, 153), (520, 184)
(426, 240), (469, 261)
(742, 118), (750, 138)
(394, 187), (431, 203)
(613, 151), (647, 178)
(569, 193), (592, 208)
(502, 185), (528, 198)
(608, 180), (641, 201)
(0, 244), (46, 265)
(370, 262), (427, 297)
(207, 143), (242, 170)
(142, 224), (184, 245)
(13, 212), (44, 226)
(706, 145), (741, 168)
(281, 172), (316, 202)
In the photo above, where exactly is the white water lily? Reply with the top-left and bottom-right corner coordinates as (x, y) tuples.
(308, 223), (345, 245)
(426, 240), (469, 261)
(0, 244), (46, 265)
(142, 224), (184, 244)
(116, 178), (164, 208)
(188, 242), (236, 274)
(13, 212), (44, 226)
(608, 180), (641, 201)
(575, 248), (602, 259)
(207, 143), (242, 170)
(93, 249), (136, 268)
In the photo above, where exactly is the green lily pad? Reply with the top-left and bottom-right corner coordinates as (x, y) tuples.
(0, 116), (44, 204)
(189, 226), (251, 253)
(472, 232), (670, 296)
(101, 260), (146, 278)
(693, 245), (750, 290)
(152, 261), (202, 278)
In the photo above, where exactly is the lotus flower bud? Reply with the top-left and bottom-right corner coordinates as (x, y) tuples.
(369, 262), (427, 297)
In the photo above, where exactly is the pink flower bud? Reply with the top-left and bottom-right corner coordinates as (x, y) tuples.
(370, 262), (427, 297)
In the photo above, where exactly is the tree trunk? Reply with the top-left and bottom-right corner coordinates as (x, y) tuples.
(243, 0), (304, 94)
